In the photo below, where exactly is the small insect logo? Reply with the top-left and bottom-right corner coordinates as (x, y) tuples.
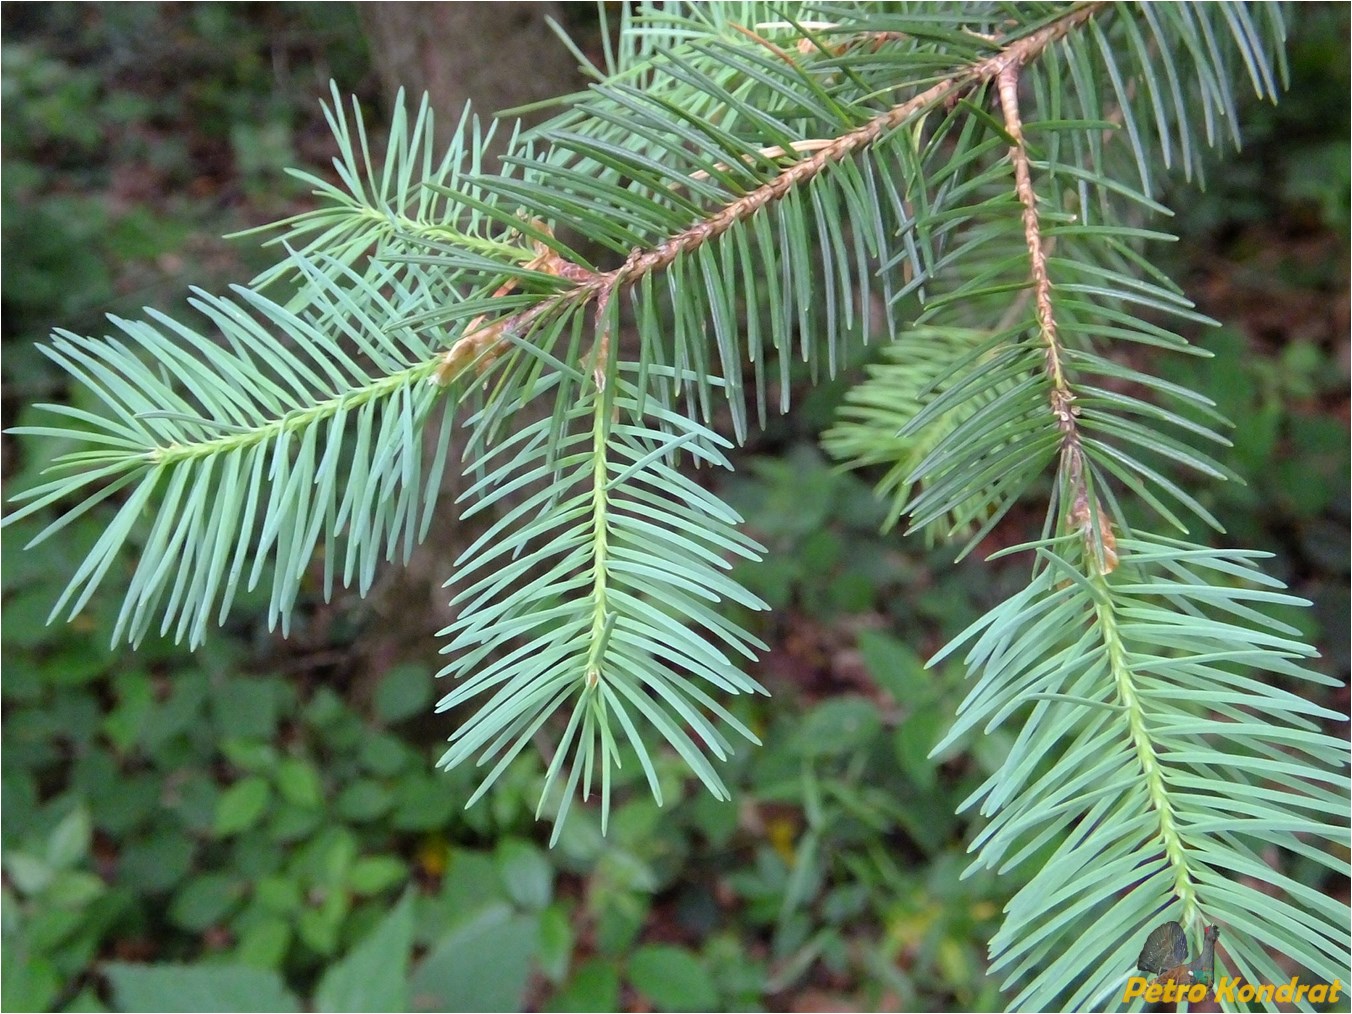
(1123, 922), (1344, 1008)
(1123, 921), (1218, 1007)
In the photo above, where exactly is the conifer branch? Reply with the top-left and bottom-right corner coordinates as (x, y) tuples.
(1096, 586), (1201, 923)
(10, 8), (1341, 1006)
(993, 48), (1206, 968)
(433, 3), (1105, 389)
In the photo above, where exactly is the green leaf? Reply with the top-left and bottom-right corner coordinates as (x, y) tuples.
(409, 904), (538, 1013)
(116, 832), (194, 894)
(628, 945), (718, 1012)
(893, 707), (943, 789)
(360, 734), (417, 776)
(335, 780), (393, 823)
(496, 839), (553, 910)
(254, 875), (303, 914)
(103, 963), (300, 1013)
(857, 629), (934, 705)
(44, 870), (105, 908)
(390, 775), (457, 831)
(791, 697), (882, 758)
(297, 890), (349, 957)
(314, 892), (415, 1013)
(347, 855), (408, 895)
(1, 933), (61, 1013)
(293, 827), (358, 888)
(170, 873), (242, 932)
(4, 851), (52, 895)
(102, 670), (155, 752)
(236, 918), (292, 969)
(213, 776), (272, 836)
(373, 663), (432, 723)
(220, 739), (278, 773)
(544, 958), (620, 1013)
(537, 904), (574, 984)
(274, 758), (324, 809)
(211, 677), (282, 741)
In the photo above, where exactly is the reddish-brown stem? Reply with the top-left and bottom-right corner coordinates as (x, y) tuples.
(995, 56), (1117, 573)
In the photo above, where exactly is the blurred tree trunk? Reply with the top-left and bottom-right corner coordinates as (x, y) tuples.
(359, 2), (583, 148)
(352, 3), (587, 670)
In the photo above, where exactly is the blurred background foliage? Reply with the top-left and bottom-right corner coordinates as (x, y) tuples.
(1, 4), (1346, 1012)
